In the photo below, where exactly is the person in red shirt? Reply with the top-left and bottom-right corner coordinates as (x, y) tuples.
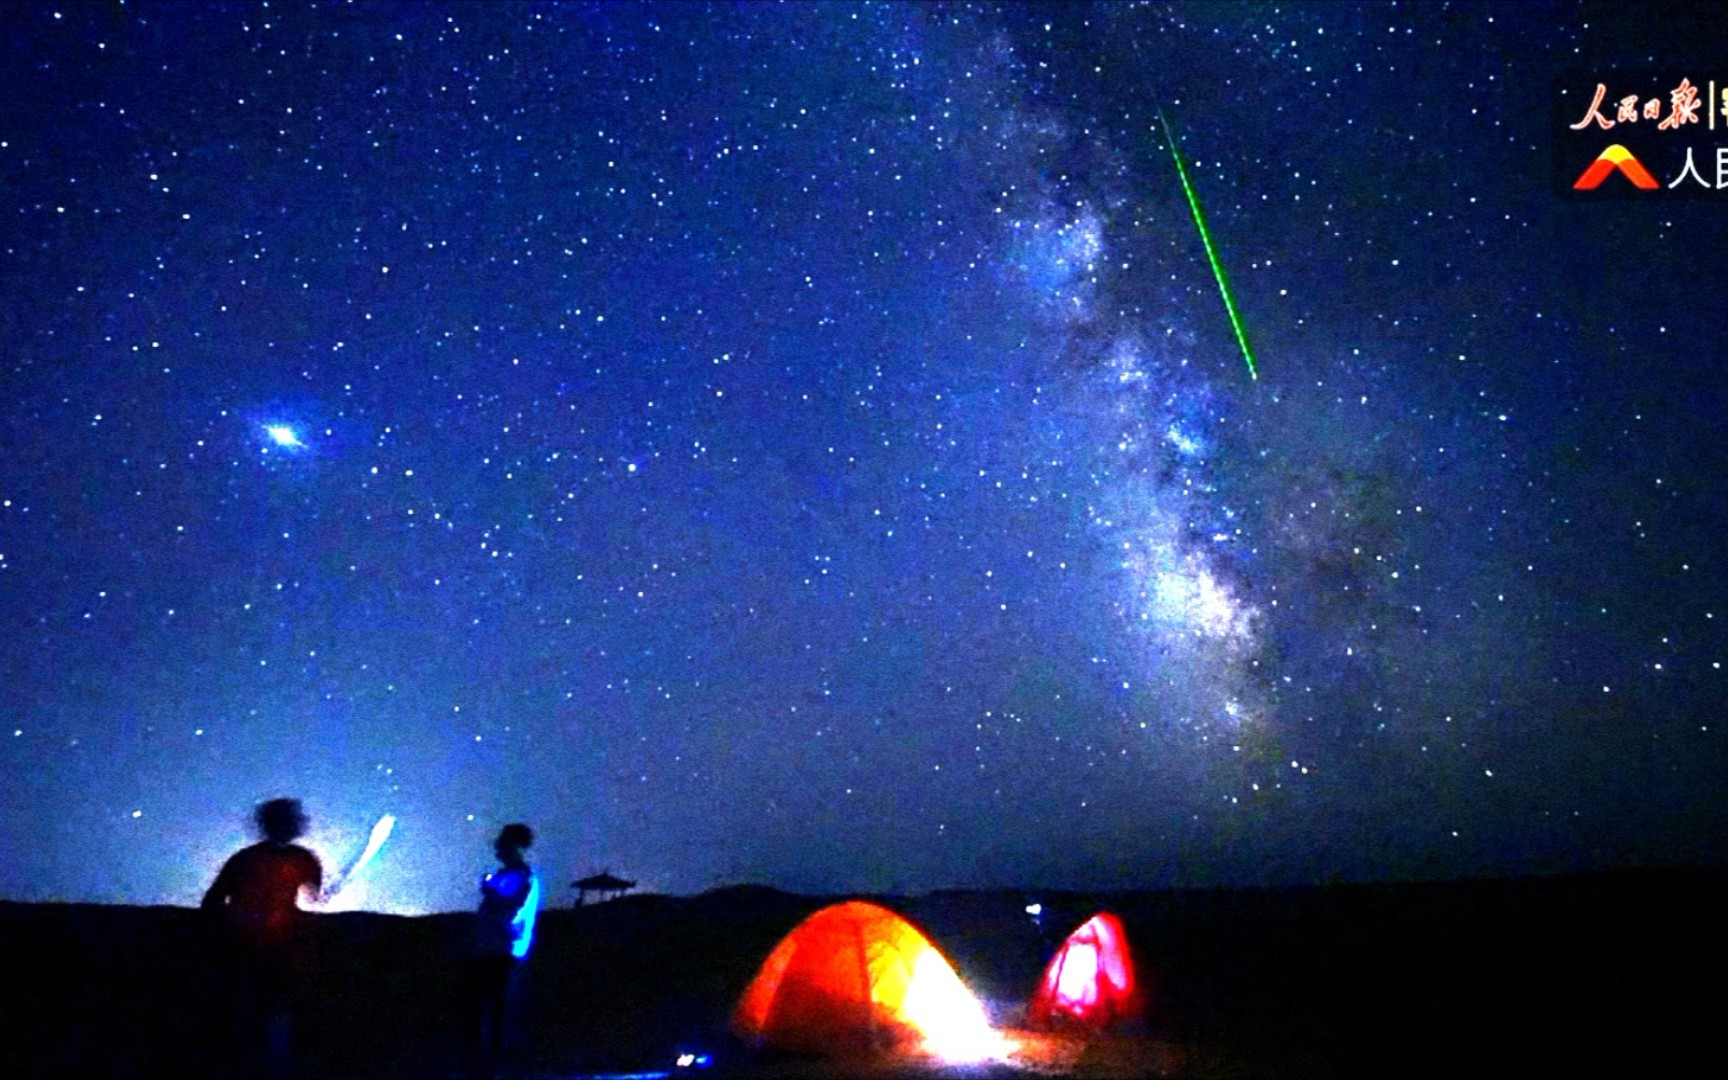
(204, 798), (324, 945)
(203, 798), (324, 1079)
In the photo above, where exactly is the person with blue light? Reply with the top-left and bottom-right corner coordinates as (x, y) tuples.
(465, 822), (540, 1080)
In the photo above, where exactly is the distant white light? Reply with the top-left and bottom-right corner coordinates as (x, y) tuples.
(902, 947), (1005, 1063)
(265, 424), (304, 448)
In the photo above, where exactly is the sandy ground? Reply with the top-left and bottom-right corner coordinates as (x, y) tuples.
(3, 871), (1725, 1078)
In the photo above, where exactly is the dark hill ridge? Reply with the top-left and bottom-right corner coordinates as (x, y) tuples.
(2, 870), (1725, 1078)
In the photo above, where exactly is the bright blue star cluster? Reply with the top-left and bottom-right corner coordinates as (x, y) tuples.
(2, 3), (1724, 912)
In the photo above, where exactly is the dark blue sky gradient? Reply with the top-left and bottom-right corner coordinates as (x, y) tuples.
(2, 2), (1725, 912)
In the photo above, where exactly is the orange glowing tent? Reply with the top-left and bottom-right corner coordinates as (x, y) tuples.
(733, 900), (999, 1060)
(1027, 912), (1142, 1030)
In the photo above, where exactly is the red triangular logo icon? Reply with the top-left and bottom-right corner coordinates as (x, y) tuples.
(1573, 144), (1659, 190)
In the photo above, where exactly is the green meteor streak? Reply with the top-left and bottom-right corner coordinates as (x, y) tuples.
(1161, 112), (1258, 381)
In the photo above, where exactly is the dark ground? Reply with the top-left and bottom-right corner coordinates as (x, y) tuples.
(3, 869), (1724, 1078)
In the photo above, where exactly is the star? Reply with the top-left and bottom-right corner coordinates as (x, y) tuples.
(264, 424), (305, 449)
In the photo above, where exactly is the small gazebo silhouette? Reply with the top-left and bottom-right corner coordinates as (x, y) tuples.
(571, 870), (636, 906)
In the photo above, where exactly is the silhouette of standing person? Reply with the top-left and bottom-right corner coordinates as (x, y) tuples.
(465, 822), (540, 1080)
(203, 797), (324, 1080)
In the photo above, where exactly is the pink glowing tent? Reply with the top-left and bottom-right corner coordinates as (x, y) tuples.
(1027, 912), (1141, 1030)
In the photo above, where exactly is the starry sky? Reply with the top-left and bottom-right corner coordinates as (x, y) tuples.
(3, 2), (1726, 914)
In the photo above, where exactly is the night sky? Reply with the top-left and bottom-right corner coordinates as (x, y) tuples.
(4, 2), (1726, 914)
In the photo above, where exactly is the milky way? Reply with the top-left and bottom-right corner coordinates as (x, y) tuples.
(2, 3), (1725, 912)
